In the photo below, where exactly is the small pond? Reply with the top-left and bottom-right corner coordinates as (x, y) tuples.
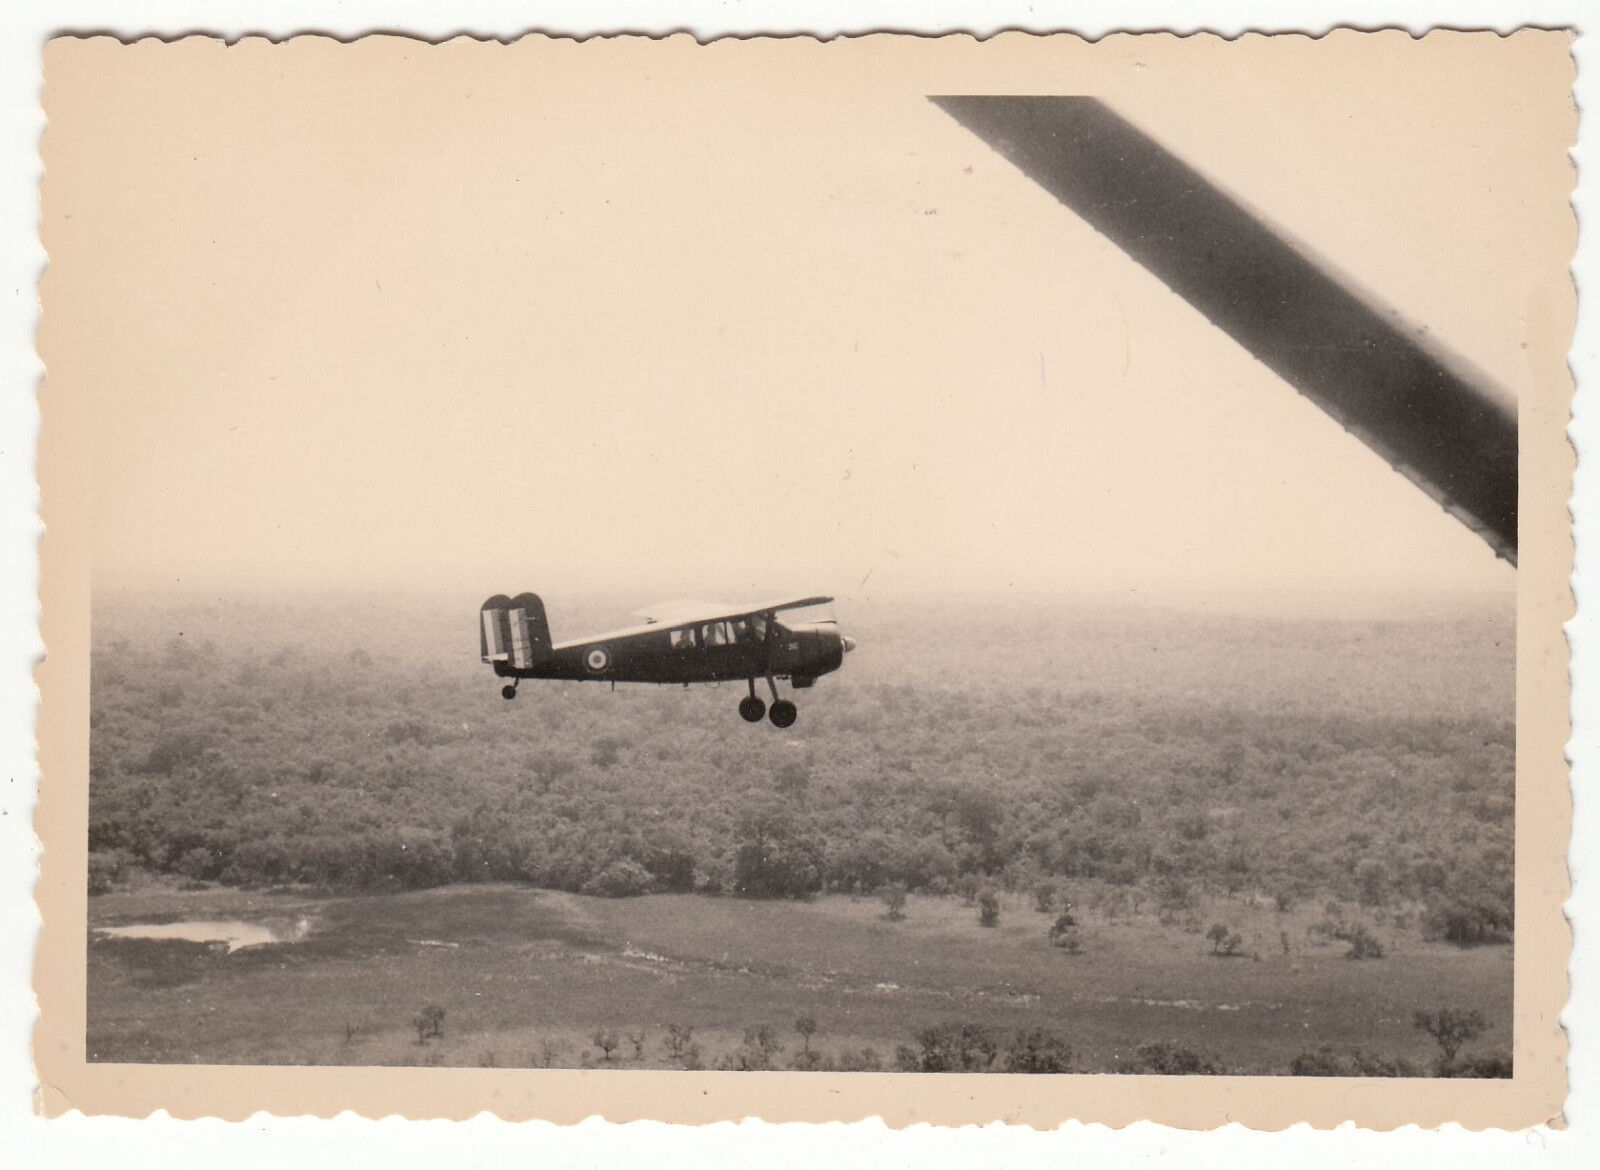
(94, 917), (313, 953)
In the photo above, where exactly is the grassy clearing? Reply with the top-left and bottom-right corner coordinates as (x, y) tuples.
(88, 881), (1510, 1073)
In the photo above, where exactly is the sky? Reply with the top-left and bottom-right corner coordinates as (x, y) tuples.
(42, 34), (1571, 605)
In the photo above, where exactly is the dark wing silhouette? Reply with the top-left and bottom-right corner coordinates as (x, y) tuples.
(931, 96), (1516, 565)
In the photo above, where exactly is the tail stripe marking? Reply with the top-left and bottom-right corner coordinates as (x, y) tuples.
(508, 608), (533, 669)
(481, 608), (508, 662)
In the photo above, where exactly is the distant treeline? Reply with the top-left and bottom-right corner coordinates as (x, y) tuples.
(87, 598), (1514, 946)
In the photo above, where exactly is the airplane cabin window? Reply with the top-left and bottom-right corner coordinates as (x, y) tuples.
(670, 628), (697, 650)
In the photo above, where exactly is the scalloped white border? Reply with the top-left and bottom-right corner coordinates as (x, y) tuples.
(3, 2), (1595, 1165)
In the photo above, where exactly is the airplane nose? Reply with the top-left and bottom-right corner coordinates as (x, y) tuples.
(841, 635), (857, 653)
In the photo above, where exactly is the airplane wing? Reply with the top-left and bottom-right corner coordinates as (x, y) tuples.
(632, 596), (835, 627)
(630, 599), (729, 626)
(930, 95), (1518, 565)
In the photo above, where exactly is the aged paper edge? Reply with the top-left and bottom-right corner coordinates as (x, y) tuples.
(31, 28), (1577, 1128)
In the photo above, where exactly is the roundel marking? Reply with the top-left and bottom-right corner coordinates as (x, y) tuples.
(585, 647), (611, 673)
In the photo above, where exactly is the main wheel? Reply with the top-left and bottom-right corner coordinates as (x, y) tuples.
(739, 696), (766, 723)
(501, 684), (517, 700)
(769, 699), (798, 728)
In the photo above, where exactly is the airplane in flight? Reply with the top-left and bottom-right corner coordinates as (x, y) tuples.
(479, 593), (856, 727)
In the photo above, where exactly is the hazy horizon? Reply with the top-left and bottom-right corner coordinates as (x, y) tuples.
(91, 578), (1516, 624)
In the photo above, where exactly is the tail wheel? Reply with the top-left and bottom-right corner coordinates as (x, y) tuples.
(501, 684), (517, 701)
(739, 696), (767, 723)
(769, 700), (798, 728)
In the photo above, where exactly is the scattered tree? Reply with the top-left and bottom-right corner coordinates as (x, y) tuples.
(1413, 1008), (1487, 1068)
(881, 883), (908, 922)
(795, 1016), (819, 1055)
(412, 1004), (445, 1044)
(722, 1023), (785, 1071)
(591, 1029), (620, 1062)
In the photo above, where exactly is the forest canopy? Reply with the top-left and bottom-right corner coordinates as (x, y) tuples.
(87, 592), (1514, 942)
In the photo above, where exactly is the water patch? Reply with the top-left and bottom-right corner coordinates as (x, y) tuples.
(95, 917), (313, 953)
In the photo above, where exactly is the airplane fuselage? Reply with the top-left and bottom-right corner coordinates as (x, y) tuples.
(492, 620), (846, 687)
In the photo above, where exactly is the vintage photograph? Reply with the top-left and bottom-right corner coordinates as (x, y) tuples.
(34, 32), (1574, 1126)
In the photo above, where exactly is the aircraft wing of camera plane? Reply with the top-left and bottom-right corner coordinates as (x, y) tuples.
(480, 593), (855, 727)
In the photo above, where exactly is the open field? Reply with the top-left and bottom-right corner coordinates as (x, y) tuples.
(86, 591), (1515, 1073)
(88, 880), (1511, 1073)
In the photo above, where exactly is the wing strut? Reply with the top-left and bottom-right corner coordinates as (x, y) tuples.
(930, 96), (1518, 564)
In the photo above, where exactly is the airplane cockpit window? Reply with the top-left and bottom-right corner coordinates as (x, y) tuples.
(670, 627), (697, 650)
(728, 618), (752, 644)
(749, 614), (768, 641)
(701, 621), (731, 647)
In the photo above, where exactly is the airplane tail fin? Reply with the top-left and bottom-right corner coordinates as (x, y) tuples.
(479, 592), (553, 670)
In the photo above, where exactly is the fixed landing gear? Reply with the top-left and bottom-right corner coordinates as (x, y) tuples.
(739, 678), (766, 722)
(501, 683), (518, 701)
(741, 678), (797, 727)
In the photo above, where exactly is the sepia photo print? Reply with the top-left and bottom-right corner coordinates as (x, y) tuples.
(34, 31), (1575, 1127)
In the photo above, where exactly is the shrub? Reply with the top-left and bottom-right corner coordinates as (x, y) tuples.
(581, 858), (654, 898)
(1004, 1029), (1073, 1073)
(175, 845), (220, 881)
(895, 1022), (998, 1072)
(978, 889), (1001, 928)
(1048, 910), (1082, 952)
(1129, 1041), (1220, 1075)
(664, 1023), (697, 1065)
(1206, 926), (1242, 957)
(88, 848), (136, 895)
(1422, 896), (1512, 947)
(1288, 1046), (1344, 1076)
(412, 1004), (445, 1044)
(881, 883), (908, 922)
(1440, 1050), (1513, 1079)
(1033, 884), (1060, 914)
(1289, 1046), (1416, 1077)
(836, 1047), (883, 1072)
(1341, 924), (1385, 960)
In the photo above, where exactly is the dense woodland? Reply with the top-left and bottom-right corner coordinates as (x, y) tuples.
(88, 591), (1515, 947)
